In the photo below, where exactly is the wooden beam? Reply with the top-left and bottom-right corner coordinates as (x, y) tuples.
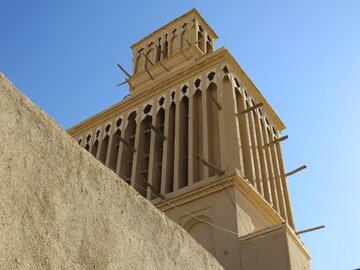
(179, 48), (189, 61)
(195, 36), (203, 45)
(209, 93), (222, 110)
(125, 78), (134, 90)
(144, 66), (154, 80)
(262, 135), (289, 148)
(159, 62), (169, 72)
(155, 44), (167, 56)
(142, 176), (165, 200)
(149, 123), (166, 140)
(117, 63), (132, 78)
(237, 103), (263, 115)
(284, 165), (306, 177)
(144, 50), (169, 72)
(194, 153), (225, 176)
(118, 136), (136, 153)
(296, 225), (325, 235)
(143, 53), (154, 66)
(116, 78), (134, 90)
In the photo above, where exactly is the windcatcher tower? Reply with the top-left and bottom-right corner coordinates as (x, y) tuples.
(68, 9), (311, 270)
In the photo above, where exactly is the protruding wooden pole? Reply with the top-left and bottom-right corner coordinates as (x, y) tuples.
(117, 63), (132, 78)
(118, 136), (136, 153)
(194, 153), (225, 176)
(284, 165), (306, 177)
(263, 135), (289, 148)
(145, 66), (154, 80)
(149, 123), (167, 140)
(142, 176), (165, 200)
(143, 53), (154, 66)
(209, 93), (222, 110)
(237, 103), (263, 115)
(296, 225), (325, 235)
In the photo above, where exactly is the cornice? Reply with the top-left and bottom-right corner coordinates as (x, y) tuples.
(155, 170), (284, 227)
(68, 48), (285, 137)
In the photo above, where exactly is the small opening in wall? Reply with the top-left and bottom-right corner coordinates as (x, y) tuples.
(105, 124), (111, 133)
(143, 104), (152, 114)
(234, 78), (240, 88)
(116, 118), (122, 127)
(96, 130), (100, 138)
(222, 66), (229, 73)
(181, 85), (188, 94)
(78, 139), (82, 145)
(265, 118), (270, 125)
(194, 78), (201, 88)
(207, 71), (215, 81)
(171, 91), (176, 100)
(159, 97), (165, 106)
(86, 134), (91, 142)
(272, 127), (277, 135)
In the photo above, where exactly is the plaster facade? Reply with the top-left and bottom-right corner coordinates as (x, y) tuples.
(0, 73), (223, 269)
(68, 9), (311, 269)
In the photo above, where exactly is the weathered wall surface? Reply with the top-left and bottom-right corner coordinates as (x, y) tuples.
(0, 73), (223, 270)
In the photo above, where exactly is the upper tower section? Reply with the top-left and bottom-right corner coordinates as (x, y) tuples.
(130, 9), (218, 76)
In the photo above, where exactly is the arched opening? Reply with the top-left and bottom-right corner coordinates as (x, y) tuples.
(156, 38), (162, 62)
(185, 216), (214, 254)
(91, 139), (99, 157)
(151, 108), (165, 199)
(163, 34), (169, 59)
(193, 89), (203, 182)
(206, 35), (213, 54)
(120, 112), (137, 180)
(145, 43), (155, 69)
(170, 30), (179, 55)
(235, 89), (254, 184)
(99, 134), (109, 164)
(197, 26), (205, 53)
(206, 83), (221, 177)
(178, 96), (189, 189)
(180, 23), (188, 49)
(165, 102), (176, 193)
(109, 129), (121, 171)
(134, 48), (145, 74)
(135, 115), (152, 197)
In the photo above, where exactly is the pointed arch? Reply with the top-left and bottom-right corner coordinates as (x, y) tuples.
(206, 82), (221, 177)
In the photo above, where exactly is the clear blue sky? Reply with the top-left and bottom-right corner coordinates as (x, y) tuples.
(1, 1), (359, 269)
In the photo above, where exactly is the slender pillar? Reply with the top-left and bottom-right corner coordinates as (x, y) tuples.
(276, 141), (295, 228)
(261, 121), (279, 211)
(253, 112), (268, 199)
(269, 132), (288, 221)
(188, 83), (195, 185)
(235, 88), (256, 185)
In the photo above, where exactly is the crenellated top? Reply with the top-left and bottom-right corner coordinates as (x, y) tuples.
(130, 9), (218, 76)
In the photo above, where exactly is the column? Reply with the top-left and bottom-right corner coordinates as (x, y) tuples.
(253, 112), (269, 200)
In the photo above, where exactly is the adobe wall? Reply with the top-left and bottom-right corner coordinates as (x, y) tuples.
(0, 73), (223, 270)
